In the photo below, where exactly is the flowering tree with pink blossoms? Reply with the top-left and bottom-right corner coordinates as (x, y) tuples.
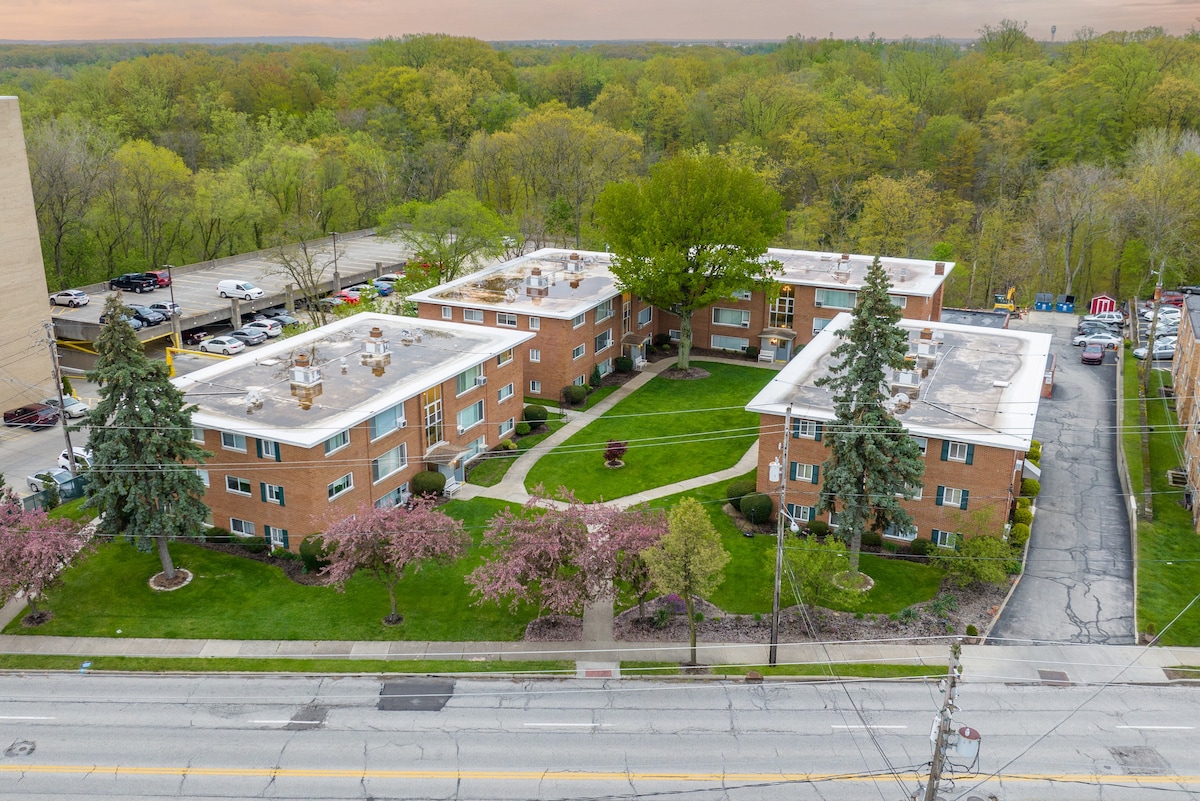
(321, 496), (468, 626)
(468, 485), (666, 617)
(0, 489), (90, 625)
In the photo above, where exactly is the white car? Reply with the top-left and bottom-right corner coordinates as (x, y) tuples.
(1071, 331), (1123, 349)
(1133, 343), (1177, 361)
(41, 396), (89, 418)
(27, 467), (75, 494)
(376, 272), (405, 283)
(1081, 310), (1124, 325)
(1140, 307), (1181, 322)
(199, 336), (247, 355)
(49, 289), (90, 307)
(149, 301), (182, 317)
(217, 280), (265, 300)
(243, 319), (283, 337)
(58, 447), (93, 471)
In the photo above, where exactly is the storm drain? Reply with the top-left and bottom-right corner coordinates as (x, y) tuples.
(285, 705), (328, 730)
(379, 678), (455, 711)
(1037, 669), (1071, 686)
(1109, 746), (1170, 775)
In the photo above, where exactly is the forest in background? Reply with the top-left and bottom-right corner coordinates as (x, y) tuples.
(3, 20), (1199, 307)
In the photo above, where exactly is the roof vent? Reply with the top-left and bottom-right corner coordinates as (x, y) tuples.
(504, 288), (517, 303)
(361, 326), (392, 376)
(935, 261), (946, 275)
(525, 267), (550, 297)
(898, 265), (909, 281)
(565, 252), (585, 274)
(289, 353), (323, 410)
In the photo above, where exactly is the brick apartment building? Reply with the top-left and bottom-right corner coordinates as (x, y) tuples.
(746, 314), (1052, 547)
(173, 313), (533, 550)
(1171, 297), (1200, 522)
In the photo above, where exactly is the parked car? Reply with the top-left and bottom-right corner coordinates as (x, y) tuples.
(333, 289), (361, 304)
(217, 280), (264, 300)
(376, 272), (404, 284)
(1159, 291), (1185, 307)
(108, 273), (157, 293)
(242, 319), (283, 338)
(268, 312), (301, 327)
(149, 301), (182, 317)
(4, 403), (60, 429)
(57, 447), (93, 471)
(182, 328), (208, 346)
(1077, 321), (1120, 335)
(27, 468), (75, 494)
(1082, 310), (1125, 326)
(126, 304), (166, 326)
(41, 396), (89, 419)
(198, 336), (246, 355)
(1071, 331), (1123, 349)
(1179, 286), (1200, 295)
(144, 269), (172, 287)
(1133, 342), (1177, 360)
(1081, 343), (1105, 365)
(99, 310), (144, 330)
(49, 289), (90, 307)
(1140, 306), (1181, 322)
(228, 327), (268, 346)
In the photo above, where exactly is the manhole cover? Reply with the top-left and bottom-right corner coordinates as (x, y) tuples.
(379, 678), (455, 711)
(285, 705), (328, 730)
(1109, 746), (1169, 775)
(1038, 669), (1071, 686)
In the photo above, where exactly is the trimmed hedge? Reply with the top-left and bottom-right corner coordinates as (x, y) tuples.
(523, 404), (548, 424)
(807, 519), (830, 537)
(562, 385), (587, 405)
(1009, 523), (1031, 548)
(515, 421), (531, 436)
(745, 345), (760, 359)
(615, 356), (634, 373)
(240, 536), (269, 554)
(653, 333), (671, 347)
(1020, 478), (1042, 497)
(725, 479), (757, 507)
(299, 534), (331, 573)
(412, 470), (447, 496)
(1013, 507), (1033, 526)
(910, 538), (934, 556)
(861, 530), (882, 548)
(1017, 496), (1032, 509)
(739, 492), (773, 524)
(206, 526), (234, 543)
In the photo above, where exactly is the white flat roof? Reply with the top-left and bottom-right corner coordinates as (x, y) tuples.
(173, 313), (534, 448)
(771, 250), (953, 297)
(746, 313), (1051, 451)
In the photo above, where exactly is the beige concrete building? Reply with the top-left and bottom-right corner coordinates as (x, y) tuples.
(0, 97), (54, 411)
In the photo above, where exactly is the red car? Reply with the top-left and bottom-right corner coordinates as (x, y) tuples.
(144, 269), (172, 287)
(333, 289), (361, 304)
(1081, 343), (1105, 365)
(3, 403), (60, 429)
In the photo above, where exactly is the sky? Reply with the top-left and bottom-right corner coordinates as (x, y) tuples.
(1, 0), (1196, 43)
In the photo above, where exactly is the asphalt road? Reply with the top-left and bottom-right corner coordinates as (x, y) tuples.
(1, 673), (1197, 800)
(990, 312), (1135, 645)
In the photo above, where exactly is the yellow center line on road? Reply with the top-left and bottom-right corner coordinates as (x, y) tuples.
(2, 765), (1200, 786)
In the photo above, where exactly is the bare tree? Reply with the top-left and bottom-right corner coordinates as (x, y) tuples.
(266, 227), (337, 326)
(1024, 163), (1116, 297)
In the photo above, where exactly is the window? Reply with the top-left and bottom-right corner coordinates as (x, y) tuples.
(375, 483), (410, 508)
(937, 486), (969, 510)
(597, 358), (613, 377)
(769, 286), (794, 329)
(789, 462), (819, 484)
(230, 518), (255, 536)
(530, 380), (542, 394)
(221, 432), (246, 452)
(529, 348), (541, 363)
(324, 429), (349, 455)
(933, 529), (956, 548)
(497, 348), (514, 366)
(594, 329), (612, 353)
(328, 473), (354, 500)
(528, 316), (540, 330)
(912, 436), (928, 456)
(266, 526), (288, 549)
(457, 400), (484, 432)
(731, 289), (753, 301)
(942, 440), (974, 464)
(192, 427), (205, 444)
(498, 383), (514, 402)
(456, 364), (483, 395)
(828, 511), (841, 528)
(225, 475), (252, 495)
(896, 484), (923, 501)
(814, 288), (856, 309)
(812, 318), (832, 336)
(573, 374), (587, 387)
(889, 295), (908, 309)
(257, 439), (280, 461)
(195, 469), (209, 487)
(441, 306), (453, 319)
(712, 307), (751, 327)
(572, 313), (586, 328)
(497, 312), (517, 327)
(792, 418), (821, 440)
(786, 503), (815, 524)
(669, 329), (681, 342)
(372, 443), (408, 483)
(422, 385), (444, 444)
(884, 522), (918, 541)
(262, 483), (285, 505)
(711, 335), (750, 351)
(500, 417), (515, 436)
(595, 298), (614, 322)
(572, 343), (586, 360)
(370, 404), (406, 440)
(466, 435), (487, 459)
(463, 308), (484, 323)
(638, 306), (653, 327)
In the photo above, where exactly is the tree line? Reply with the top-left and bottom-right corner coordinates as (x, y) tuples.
(5, 22), (1200, 305)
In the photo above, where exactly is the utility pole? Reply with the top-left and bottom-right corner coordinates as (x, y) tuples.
(916, 639), (962, 801)
(44, 321), (79, 476)
(163, 264), (181, 348)
(769, 404), (793, 666)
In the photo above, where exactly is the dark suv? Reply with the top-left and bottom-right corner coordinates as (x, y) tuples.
(109, 273), (157, 293)
(3, 403), (60, 429)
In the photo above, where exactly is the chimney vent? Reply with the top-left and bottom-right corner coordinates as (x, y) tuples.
(935, 261), (946, 275)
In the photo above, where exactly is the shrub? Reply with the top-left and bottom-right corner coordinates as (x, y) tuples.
(861, 530), (882, 548)
(965, 624), (979, 637)
(1027, 439), (1042, 463)
(807, 519), (830, 538)
(61, 375), (74, 396)
(515, 421), (531, 436)
(240, 536), (269, 554)
(910, 538), (934, 556)
(562, 385), (587, 405)
(615, 356), (634, 373)
(882, 541), (898, 554)
(653, 333), (671, 347)
(604, 439), (628, 463)
(1013, 507), (1033, 526)
(299, 534), (332, 573)
(589, 365), (602, 388)
(498, 439), (518, 451)
(523, 404), (548, 424)
(1009, 523), (1031, 548)
(206, 526), (233, 543)
(411, 470), (447, 496)
(725, 479), (757, 506)
(1017, 496), (1032, 509)
(271, 547), (299, 560)
(1020, 478), (1041, 497)
(739, 492), (773, 524)
(745, 345), (759, 359)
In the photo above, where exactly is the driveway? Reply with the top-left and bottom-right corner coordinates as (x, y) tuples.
(989, 311), (1135, 645)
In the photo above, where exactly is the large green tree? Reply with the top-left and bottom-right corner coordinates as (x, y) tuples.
(816, 257), (926, 576)
(379, 189), (509, 287)
(594, 152), (785, 369)
(83, 296), (211, 581)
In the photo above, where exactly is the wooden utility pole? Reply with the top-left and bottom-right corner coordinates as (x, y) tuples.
(44, 321), (79, 475)
(915, 640), (962, 801)
(769, 404), (792, 666)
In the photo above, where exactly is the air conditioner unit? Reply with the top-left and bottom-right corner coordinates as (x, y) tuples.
(457, 426), (466, 435)
(739, 321), (750, 328)
(476, 375), (488, 386)
(398, 419), (407, 429)
(814, 300), (823, 307)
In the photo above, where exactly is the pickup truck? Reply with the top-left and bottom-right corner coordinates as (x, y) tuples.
(108, 273), (157, 293)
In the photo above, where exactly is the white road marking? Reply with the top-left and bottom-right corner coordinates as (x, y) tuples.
(522, 723), (613, 728)
(831, 725), (908, 729)
(250, 720), (299, 724)
(0, 716), (55, 720)
(1116, 725), (1194, 730)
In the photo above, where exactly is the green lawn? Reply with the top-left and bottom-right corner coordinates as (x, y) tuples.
(524, 362), (774, 502)
(0, 655), (574, 675)
(466, 419), (566, 488)
(47, 496), (98, 523)
(7, 498), (539, 642)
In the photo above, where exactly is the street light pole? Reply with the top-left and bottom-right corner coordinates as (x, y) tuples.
(769, 403), (793, 666)
(332, 231), (341, 291)
(43, 321), (78, 476)
(164, 264), (180, 348)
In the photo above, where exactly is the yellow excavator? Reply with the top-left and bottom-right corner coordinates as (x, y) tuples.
(993, 286), (1016, 313)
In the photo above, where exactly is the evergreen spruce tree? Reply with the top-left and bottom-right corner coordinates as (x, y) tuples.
(816, 257), (925, 576)
(83, 296), (211, 581)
